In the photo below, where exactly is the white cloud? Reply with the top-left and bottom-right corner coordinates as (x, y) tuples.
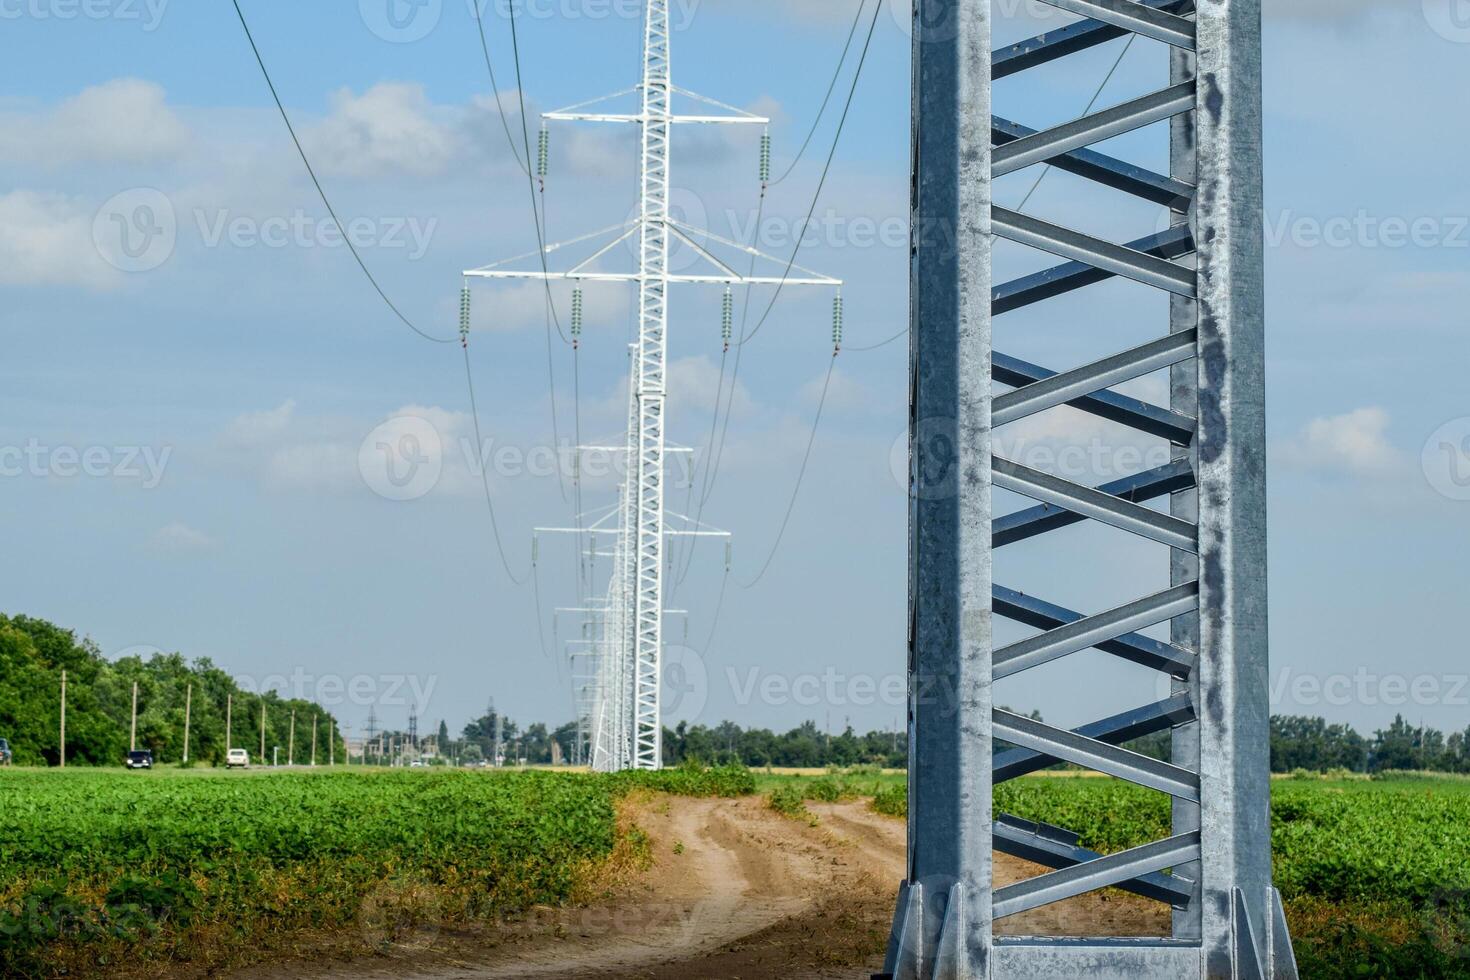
(222, 399), (298, 448)
(304, 83), (461, 179)
(471, 279), (630, 333)
(0, 191), (119, 289)
(0, 79), (190, 164)
(667, 355), (757, 422)
(218, 401), (487, 498)
(148, 522), (215, 556)
(1278, 407), (1401, 477)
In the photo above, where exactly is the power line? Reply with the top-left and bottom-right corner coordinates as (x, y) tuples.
(472, 2), (532, 176)
(770, 0), (869, 186)
(844, 326), (905, 352)
(697, 0), (882, 516)
(738, 352), (837, 589)
(733, 0), (882, 349)
(503, 0), (573, 349)
(462, 345), (531, 585)
(229, 0), (453, 346)
(1015, 34), (1136, 213)
(495, 0), (580, 507)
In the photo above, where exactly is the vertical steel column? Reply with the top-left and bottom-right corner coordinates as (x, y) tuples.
(632, 0), (672, 771)
(1169, 39), (1204, 946)
(1192, 2), (1282, 971)
(884, 0), (1296, 976)
(885, 0), (994, 976)
(620, 347), (641, 770)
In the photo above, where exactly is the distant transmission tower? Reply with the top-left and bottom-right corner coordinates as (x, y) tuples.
(364, 707), (379, 765)
(466, 0), (839, 771)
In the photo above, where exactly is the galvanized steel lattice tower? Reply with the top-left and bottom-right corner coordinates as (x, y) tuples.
(884, 0), (1297, 976)
(467, 1), (836, 771)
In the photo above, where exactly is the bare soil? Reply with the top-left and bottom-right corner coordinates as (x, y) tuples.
(228, 796), (1163, 980)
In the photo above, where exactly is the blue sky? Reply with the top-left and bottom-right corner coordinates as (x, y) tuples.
(2, 0), (1468, 744)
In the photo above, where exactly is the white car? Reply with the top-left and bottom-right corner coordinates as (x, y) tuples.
(226, 748), (250, 769)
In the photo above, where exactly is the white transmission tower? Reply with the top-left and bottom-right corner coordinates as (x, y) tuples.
(466, 1), (840, 771)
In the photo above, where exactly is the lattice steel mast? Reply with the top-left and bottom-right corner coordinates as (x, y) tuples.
(466, 3), (838, 771)
(884, 0), (1296, 976)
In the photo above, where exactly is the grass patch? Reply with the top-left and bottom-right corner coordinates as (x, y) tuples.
(0, 764), (756, 977)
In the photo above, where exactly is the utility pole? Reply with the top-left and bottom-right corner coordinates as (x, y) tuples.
(494, 711), (504, 769)
(884, 0), (1297, 975)
(329, 718), (335, 766)
(183, 683), (192, 764)
(59, 670), (66, 768)
(226, 693), (232, 752)
(130, 681), (138, 751)
(311, 712), (318, 767)
(464, 1), (837, 772)
(258, 699), (265, 762)
(289, 709), (295, 767)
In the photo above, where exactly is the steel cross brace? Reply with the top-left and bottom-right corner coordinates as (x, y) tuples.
(884, 0), (1296, 976)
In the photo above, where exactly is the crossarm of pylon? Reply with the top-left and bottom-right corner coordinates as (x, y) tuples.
(993, 226), (1194, 315)
(992, 456), (1199, 552)
(993, 208), (1197, 297)
(994, 709), (1201, 801)
(664, 510), (731, 536)
(547, 113), (769, 124)
(992, 117), (1194, 209)
(993, 82), (1196, 178)
(993, 814), (1195, 906)
(568, 226), (642, 275)
(672, 86), (769, 122)
(994, 583), (1199, 679)
(993, 0), (1195, 79)
(994, 330), (1198, 428)
(993, 692), (1196, 782)
(544, 87), (640, 118)
(992, 831), (1202, 919)
(464, 221), (634, 275)
(666, 218), (842, 286)
(666, 224), (743, 280)
(1037, 0), (1197, 50)
(993, 353), (1196, 445)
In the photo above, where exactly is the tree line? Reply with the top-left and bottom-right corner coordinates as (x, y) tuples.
(0, 614), (344, 767)
(1104, 714), (1470, 775)
(656, 715), (1470, 775)
(10, 612), (1467, 776)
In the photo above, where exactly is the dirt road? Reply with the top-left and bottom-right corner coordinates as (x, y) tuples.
(235, 796), (1162, 980)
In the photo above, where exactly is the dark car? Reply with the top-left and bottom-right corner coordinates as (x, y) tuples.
(0, 738), (11, 765)
(126, 750), (154, 770)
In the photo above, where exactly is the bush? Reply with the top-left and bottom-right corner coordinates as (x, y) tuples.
(871, 784), (906, 818)
(767, 784), (816, 824)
